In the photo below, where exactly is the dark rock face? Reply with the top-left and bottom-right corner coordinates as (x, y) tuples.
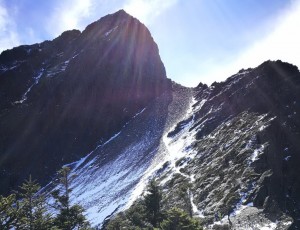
(0, 10), (171, 195)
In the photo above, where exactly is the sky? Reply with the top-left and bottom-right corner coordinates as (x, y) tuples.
(0, 0), (300, 86)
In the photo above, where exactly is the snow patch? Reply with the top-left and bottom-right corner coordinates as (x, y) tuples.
(194, 99), (207, 111)
(0, 61), (25, 73)
(256, 221), (277, 230)
(133, 108), (146, 119)
(161, 98), (197, 180)
(284, 156), (291, 161)
(70, 139), (156, 227)
(47, 52), (80, 77)
(250, 145), (265, 163)
(126, 97), (197, 207)
(105, 26), (118, 37)
(283, 221), (293, 226)
(14, 69), (45, 104)
(190, 192), (204, 218)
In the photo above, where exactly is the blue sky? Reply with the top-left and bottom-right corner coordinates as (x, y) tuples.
(1, 0), (300, 86)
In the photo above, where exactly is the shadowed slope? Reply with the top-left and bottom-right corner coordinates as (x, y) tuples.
(0, 10), (171, 195)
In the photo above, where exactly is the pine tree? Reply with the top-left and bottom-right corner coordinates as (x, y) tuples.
(16, 175), (53, 230)
(52, 166), (90, 230)
(0, 194), (18, 229)
(160, 207), (202, 230)
(106, 214), (123, 230)
(144, 179), (162, 227)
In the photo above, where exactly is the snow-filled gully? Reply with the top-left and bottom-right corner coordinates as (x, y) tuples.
(125, 96), (197, 208)
(142, 95), (206, 217)
(52, 89), (193, 227)
(14, 68), (45, 104)
(158, 97), (206, 218)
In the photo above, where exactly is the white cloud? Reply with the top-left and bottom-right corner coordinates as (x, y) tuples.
(196, 0), (300, 85)
(0, 1), (20, 52)
(47, 0), (94, 37)
(232, 0), (300, 71)
(124, 0), (177, 24)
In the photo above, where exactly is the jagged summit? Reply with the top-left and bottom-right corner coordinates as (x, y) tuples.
(0, 10), (171, 195)
(82, 9), (132, 35)
(103, 9), (131, 19)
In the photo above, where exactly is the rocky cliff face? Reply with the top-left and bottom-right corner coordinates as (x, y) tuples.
(0, 10), (171, 195)
(155, 60), (300, 229)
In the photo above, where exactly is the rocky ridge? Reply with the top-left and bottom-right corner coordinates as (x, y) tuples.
(154, 60), (300, 229)
(69, 60), (300, 229)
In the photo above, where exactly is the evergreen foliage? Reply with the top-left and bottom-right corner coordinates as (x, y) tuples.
(160, 207), (202, 230)
(0, 168), (91, 230)
(52, 167), (90, 230)
(0, 194), (18, 229)
(106, 180), (203, 230)
(123, 202), (146, 227)
(1, 169), (203, 230)
(15, 175), (53, 229)
(144, 179), (162, 227)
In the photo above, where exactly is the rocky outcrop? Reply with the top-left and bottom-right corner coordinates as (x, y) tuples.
(156, 60), (300, 229)
(0, 10), (171, 195)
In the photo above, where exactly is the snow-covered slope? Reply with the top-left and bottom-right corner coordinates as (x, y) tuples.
(45, 61), (300, 229)
(48, 84), (193, 227)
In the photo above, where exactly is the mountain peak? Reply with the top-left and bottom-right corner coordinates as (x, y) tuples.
(82, 9), (135, 36)
(112, 9), (130, 17)
(0, 9), (170, 196)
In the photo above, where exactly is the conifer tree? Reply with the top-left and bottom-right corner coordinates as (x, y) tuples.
(160, 207), (202, 230)
(144, 179), (162, 227)
(16, 175), (52, 230)
(0, 194), (18, 229)
(52, 166), (90, 230)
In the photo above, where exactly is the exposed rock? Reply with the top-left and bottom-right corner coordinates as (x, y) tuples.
(263, 196), (281, 214)
(0, 10), (171, 195)
(155, 60), (300, 229)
